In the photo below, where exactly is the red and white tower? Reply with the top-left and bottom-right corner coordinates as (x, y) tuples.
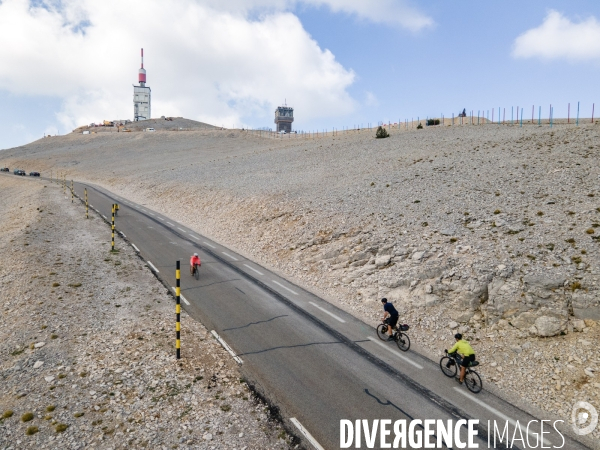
(133, 48), (151, 121)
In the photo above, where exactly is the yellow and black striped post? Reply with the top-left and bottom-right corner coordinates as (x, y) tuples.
(111, 203), (115, 251)
(85, 188), (88, 219)
(71, 180), (73, 203)
(176, 260), (181, 359)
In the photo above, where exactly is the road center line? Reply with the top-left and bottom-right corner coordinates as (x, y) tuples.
(131, 244), (140, 252)
(146, 261), (159, 273)
(271, 280), (298, 295)
(203, 241), (216, 248)
(159, 217), (165, 221)
(243, 264), (264, 276)
(452, 388), (552, 446)
(102, 215), (107, 219)
(222, 252), (238, 261)
(167, 222), (174, 226)
(366, 337), (423, 369)
(171, 287), (191, 305)
(308, 302), (345, 323)
(190, 235), (200, 240)
(210, 331), (243, 364)
(177, 227), (186, 233)
(149, 213), (154, 216)
(290, 418), (324, 450)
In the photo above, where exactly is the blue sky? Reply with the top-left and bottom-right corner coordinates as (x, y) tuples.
(0, 0), (599, 150)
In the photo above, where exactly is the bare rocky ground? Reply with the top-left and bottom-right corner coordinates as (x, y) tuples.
(0, 176), (291, 450)
(2, 121), (600, 443)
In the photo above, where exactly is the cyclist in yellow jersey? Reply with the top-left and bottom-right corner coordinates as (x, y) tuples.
(447, 333), (475, 384)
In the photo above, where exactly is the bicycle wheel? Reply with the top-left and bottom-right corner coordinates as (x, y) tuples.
(194, 267), (200, 280)
(376, 324), (388, 340)
(465, 370), (482, 394)
(439, 357), (457, 378)
(396, 333), (410, 352)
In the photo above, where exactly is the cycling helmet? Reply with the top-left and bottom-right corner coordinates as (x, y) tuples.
(381, 298), (388, 303)
(454, 333), (462, 340)
(193, 253), (198, 257)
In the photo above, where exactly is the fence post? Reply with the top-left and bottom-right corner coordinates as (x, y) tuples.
(176, 260), (181, 359)
(568, 103), (570, 123)
(576, 101), (580, 126)
(592, 104), (595, 123)
(111, 204), (115, 251)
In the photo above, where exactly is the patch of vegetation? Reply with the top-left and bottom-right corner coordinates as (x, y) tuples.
(545, 243), (555, 251)
(426, 118), (440, 126)
(570, 282), (582, 291)
(73, 412), (84, 418)
(55, 423), (68, 433)
(52, 282), (60, 287)
(11, 348), (25, 356)
(21, 412), (34, 422)
(421, 222), (428, 227)
(416, 123), (423, 129)
(571, 256), (582, 264)
(58, 373), (66, 379)
(51, 334), (58, 339)
(586, 228), (595, 234)
(26, 426), (39, 435)
(449, 238), (457, 243)
(68, 283), (82, 288)
(413, 200), (420, 203)
(46, 405), (55, 412)
(536, 211), (544, 216)
(567, 211), (575, 216)
(219, 404), (231, 412)
(565, 238), (576, 245)
(493, 209), (501, 215)
(526, 255), (536, 260)
(2, 410), (13, 419)
(375, 126), (389, 138)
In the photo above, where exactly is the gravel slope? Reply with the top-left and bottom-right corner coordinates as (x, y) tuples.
(2, 121), (600, 444)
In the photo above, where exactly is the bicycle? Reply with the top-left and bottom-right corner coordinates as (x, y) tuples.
(376, 322), (411, 352)
(191, 263), (200, 280)
(439, 350), (482, 393)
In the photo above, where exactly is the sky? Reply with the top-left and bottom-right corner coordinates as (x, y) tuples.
(0, 0), (599, 149)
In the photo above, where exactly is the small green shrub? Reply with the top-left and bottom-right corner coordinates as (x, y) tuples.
(426, 118), (440, 126)
(2, 410), (13, 419)
(586, 228), (595, 234)
(55, 423), (68, 433)
(493, 209), (501, 215)
(375, 126), (389, 138)
(21, 412), (34, 422)
(416, 123), (423, 129)
(26, 426), (38, 435)
(46, 405), (55, 412)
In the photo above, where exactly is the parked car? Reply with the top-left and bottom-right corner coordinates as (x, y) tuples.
(29, 171), (40, 177)
(145, 127), (156, 132)
(0, 167), (9, 172)
(13, 169), (26, 176)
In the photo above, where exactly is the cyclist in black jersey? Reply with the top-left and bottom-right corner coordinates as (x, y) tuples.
(381, 298), (399, 341)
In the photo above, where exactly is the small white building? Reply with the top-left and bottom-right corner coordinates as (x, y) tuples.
(133, 48), (151, 121)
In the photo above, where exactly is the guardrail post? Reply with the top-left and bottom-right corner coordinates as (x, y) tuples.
(111, 204), (115, 251)
(176, 260), (181, 359)
(85, 188), (88, 219)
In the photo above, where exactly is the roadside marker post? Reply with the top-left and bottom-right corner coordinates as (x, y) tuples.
(176, 260), (181, 359)
(111, 204), (115, 251)
(85, 188), (88, 219)
(576, 101), (580, 126)
(71, 180), (73, 203)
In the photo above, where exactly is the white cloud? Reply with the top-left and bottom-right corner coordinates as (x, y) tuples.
(0, 0), (370, 131)
(513, 10), (600, 61)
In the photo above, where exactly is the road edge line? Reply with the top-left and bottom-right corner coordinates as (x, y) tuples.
(210, 330), (243, 364)
(367, 336), (423, 369)
(308, 301), (345, 323)
(290, 418), (324, 450)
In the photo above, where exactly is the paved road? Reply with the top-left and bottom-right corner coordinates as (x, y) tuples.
(38, 176), (592, 450)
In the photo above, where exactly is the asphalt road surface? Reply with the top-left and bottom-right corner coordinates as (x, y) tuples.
(33, 176), (593, 450)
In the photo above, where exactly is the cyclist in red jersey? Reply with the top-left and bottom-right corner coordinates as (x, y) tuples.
(190, 253), (201, 275)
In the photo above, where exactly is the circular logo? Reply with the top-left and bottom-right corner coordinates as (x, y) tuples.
(571, 401), (598, 436)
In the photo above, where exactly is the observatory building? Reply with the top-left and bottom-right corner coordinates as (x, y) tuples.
(133, 48), (151, 121)
(274, 104), (294, 133)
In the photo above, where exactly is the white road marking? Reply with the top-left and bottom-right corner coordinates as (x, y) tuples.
(177, 227), (186, 233)
(146, 261), (159, 273)
(366, 337), (423, 369)
(167, 222), (174, 226)
(290, 418), (324, 450)
(171, 287), (191, 305)
(203, 241), (215, 248)
(222, 252), (238, 261)
(309, 302), (345, 323)
(119, 232), (126, 237)
(90, 204), (93, 208)
(243, 264), (264, 276)
(149, 213), (154, 216)
(131, 244), (140, 252)
(271, 280), (298, 295)
(453, 388), (552, 446)
(190, 235), (200, 240)
(210, 331), (243, 364)
(102, 215), (107, 219)
(159, 217), (165, 221)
